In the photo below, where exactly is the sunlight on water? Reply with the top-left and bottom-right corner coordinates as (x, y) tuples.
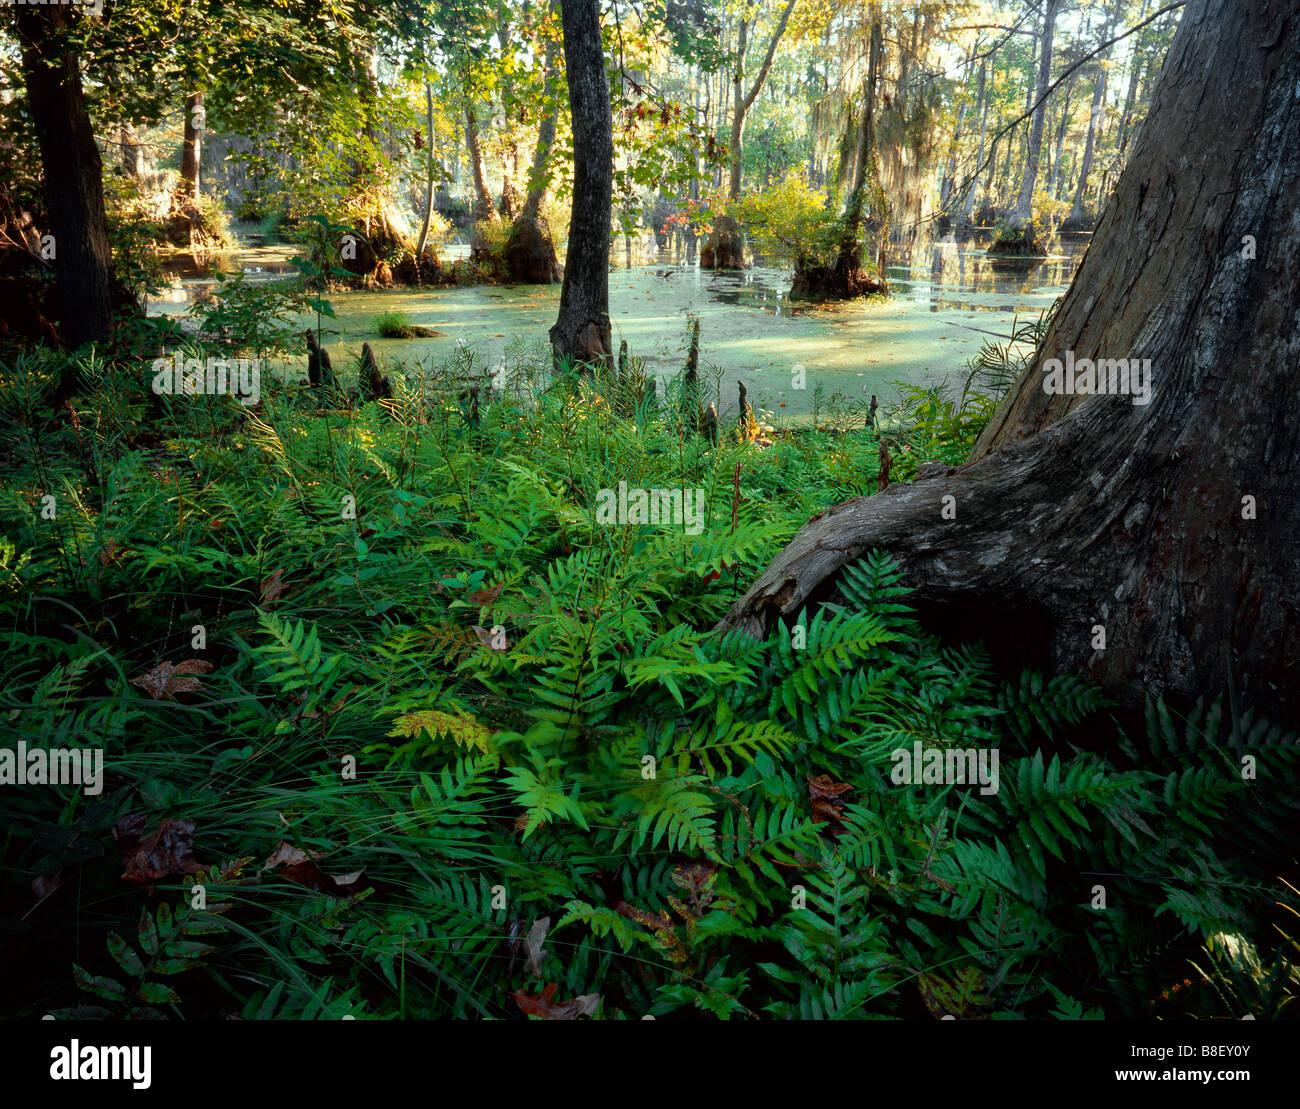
(154, 234), (1085, 419)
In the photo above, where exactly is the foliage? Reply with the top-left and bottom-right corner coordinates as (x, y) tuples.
(731, 171), (840, 266)
(1, 334), (1295, 1022)
(472, 217), (512, 263)
(376, 310), (416, 339)
(185, 271), (311, 359)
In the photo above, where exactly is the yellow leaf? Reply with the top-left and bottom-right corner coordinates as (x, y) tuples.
(388, 710), (496, 759)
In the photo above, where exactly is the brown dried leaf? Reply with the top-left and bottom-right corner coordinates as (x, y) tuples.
(466, 584), (503, 606)
(809, 774), (852, 824)
(512, 982), (600, 1020)
(32, 867), (72, 903)
(472, 624), (510, 651)
(116, 815), (207, 884)
(264, 841), (322, 867)
(263, 840), (364, 895)
(98, 538), (131, 566)
(524, 916), (550, 978)
(259, 568), (287, 605)
(171, 659), (212, 675)
(130, 659), (213, 701)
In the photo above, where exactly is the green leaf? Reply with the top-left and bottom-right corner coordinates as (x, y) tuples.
(74, 964), (128, 1003)
(138, 908), (160, 957)
(136, 980), (181, 1004)
(108, 933), (145, 977)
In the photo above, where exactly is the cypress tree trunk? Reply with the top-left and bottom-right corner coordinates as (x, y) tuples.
(719, 0), (1300, 724)
(14, 3), (116, 355)
(960, 58), (989, 230)
(549, 0), (614, 368)
(120, 121), (144, 178)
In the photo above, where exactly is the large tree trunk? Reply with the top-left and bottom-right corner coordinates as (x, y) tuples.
(14, 3), (116, 354)
(549, 0), (613, 368)
(719, 0), (1300, 725)
(994, 0), (1060, 255)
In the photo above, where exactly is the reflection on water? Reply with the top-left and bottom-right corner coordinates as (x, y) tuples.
(153, 246), (299, 305)
(153, 230), (1087, 419)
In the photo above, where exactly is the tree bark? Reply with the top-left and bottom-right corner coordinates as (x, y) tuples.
(719, 0), (1300, 724)
(14, 3), (116, 353)
(549, 0), (613, 368)
(416, 80), (437, 261)
(119, 121), (144, 178)
(179, 91), (204, 197)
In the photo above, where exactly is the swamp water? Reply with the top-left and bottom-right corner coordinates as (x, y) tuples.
(153, 236), (1085, 421)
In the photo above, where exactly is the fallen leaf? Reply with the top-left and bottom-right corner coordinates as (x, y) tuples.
(98, 538), (131, 566)
(524, 916), (550, 977)
(466, 584), (503, 606)
(259, 568), (287, 605)
(116, 815), (207, 884)
(472, 625), (510, 651)
(263, 840), (365, 894)
(808, 774), (852, 824)
(130, 659), (213, 701)
(512, 982), (600, 1020)
(32, 867), (73, 903)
